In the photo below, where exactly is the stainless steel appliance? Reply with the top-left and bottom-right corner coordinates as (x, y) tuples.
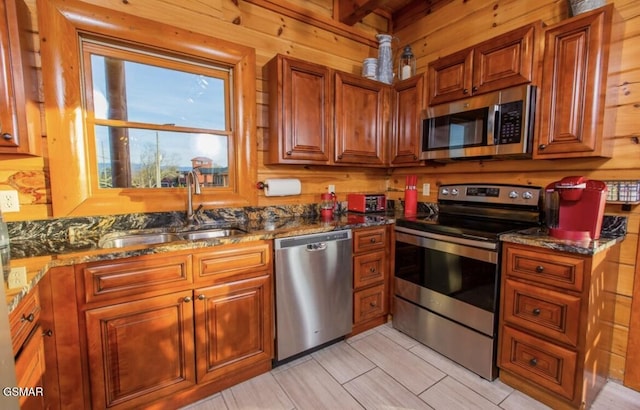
(420, 85), (536, 161)
(274, 230), (353, 363)
(393, 183), (542, 380)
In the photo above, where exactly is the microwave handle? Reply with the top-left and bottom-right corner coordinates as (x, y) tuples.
(489, 104), (500, 146)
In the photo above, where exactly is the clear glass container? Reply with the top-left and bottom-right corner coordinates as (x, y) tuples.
(0, 210), (10, 279)
(398, 45), (416, 80)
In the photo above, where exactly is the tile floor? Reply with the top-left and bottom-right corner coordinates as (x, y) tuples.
(183, 323), (640, 410)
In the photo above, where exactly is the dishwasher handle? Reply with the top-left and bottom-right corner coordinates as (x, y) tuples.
(306, 242), (328, 251)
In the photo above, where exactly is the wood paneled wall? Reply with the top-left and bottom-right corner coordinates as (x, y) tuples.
(1, 0), (639, 387)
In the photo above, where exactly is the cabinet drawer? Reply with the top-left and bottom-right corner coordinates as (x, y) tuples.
(15, 325), (46, 410)
(354, 250), (385, 289)
(503, 278), (581, 346)
(354, 284), (386, 324)
(9, 288), (41, 356)
(194, 241), (271, 284)
(82, 253), (193, 304)
(504, 245), (584, 292)
(353, 227), (386, 253)
(499, 325), (577, 400)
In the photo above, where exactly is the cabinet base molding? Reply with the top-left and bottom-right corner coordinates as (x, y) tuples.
(350, 315), (388, 336)
(500, 370), (584, 410)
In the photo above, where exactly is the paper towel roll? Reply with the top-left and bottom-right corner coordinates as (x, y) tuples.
(264, 178), (301, 197)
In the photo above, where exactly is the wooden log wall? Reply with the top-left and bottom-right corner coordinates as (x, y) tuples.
(0, 0), (638, 388)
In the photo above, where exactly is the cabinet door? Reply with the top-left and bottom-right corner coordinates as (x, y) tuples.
(265, 55), (332, 164)
(14, 325), (46, 410)
(0, 0), (41, 155)
(472, 23), (536, 95)
(427, 47), (473, 105)
(390, 74), (424, 166)
(194, 274), (272, 384)
(85, 291), (196, 409)
(334, 71), (388, 166)
(535, 6), (613, 159)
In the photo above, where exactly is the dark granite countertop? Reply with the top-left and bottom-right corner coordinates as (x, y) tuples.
(5, 212), (396, 313)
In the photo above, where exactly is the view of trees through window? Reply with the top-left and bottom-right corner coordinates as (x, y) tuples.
(83, 41), (232, 189)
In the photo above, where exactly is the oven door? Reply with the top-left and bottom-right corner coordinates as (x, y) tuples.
(394, 228), (499, 336)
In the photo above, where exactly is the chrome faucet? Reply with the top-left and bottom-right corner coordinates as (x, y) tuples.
(186, 170), (202, 224)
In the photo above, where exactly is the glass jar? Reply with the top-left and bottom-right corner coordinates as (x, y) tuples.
(398, 45), (416, 80)
(0, 210), (10, 279)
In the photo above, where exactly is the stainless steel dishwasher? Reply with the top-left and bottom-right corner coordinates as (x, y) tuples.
(274, 229), (353, 362)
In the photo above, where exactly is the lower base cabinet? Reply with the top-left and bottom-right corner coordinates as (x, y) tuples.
(498, 241), (621, 410)
(43, 241), (273, 409)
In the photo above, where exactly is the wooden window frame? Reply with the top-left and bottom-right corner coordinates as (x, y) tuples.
(37, 0), (257, 216)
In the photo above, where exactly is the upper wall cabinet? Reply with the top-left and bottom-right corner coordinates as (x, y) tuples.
(428, 22), (541, 106)
(264, 55), (333, 165)
(535, 5), (618, 159)
(334, 71), (388, 166)
(0, 0), (41, 156)
(389, 73), (424, 166)
(265, 54), (389, 167)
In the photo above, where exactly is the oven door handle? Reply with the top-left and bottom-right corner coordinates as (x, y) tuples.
(395, 229), (497, 264)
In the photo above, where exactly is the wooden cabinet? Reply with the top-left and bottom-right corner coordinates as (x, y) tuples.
(351, 226), (389, 335)
(498, 241), (620, 409)
(264, 55), (332, 164)
(45, 242), (273, 410)
(334, 71), (388, 166)
(428, 22), (539, 106)
(389, 74), (424, 166)
(265, 54), (390, 167)
(10, 285), (46, 410)
(535, 5), (617, 159)
(0, 0), (41, 156)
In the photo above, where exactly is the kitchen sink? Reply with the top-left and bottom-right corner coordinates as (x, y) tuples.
(98, 227), (247, 249)
(181, 228), (246, 241)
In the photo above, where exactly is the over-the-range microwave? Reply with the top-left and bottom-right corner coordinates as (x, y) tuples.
(420, 84), (536, 161)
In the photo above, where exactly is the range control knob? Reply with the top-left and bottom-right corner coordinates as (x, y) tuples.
(509, 191), (519, 199)
(522, 191), (533, 200)
(441, 188), (449, 195)
(451, 188), (459, 196)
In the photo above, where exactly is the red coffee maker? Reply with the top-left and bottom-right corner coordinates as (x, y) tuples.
(544, 176), (607, 241)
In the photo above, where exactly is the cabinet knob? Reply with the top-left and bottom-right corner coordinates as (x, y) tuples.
(337, 154), (343, 160)
(463, 88), (469, 94)
(21, 313), (35, 323)
(197, 294), (206, 300)
(538, 144), (547, 150)
(413, 155), (418, 160)
(2, 133), (12, 141)
(535, 265), (544, 273)
(532, 308), (541, 316)
(369, 301), (377, 308)
(370, 238), (376, 243)
(43, 329), (53, 337)
(472, 86), (478, 92)
(529, 358), (538, 366)
(369, 267), (376, 273)
(286, 151), (292, 156)
(183, 296), (192, 303)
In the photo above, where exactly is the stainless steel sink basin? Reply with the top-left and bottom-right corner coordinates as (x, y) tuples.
(98, 227), (247, 248)
(181, 228), (246, 241)
(98, 232), (183, 249)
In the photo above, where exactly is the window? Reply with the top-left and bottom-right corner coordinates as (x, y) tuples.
(39, 0), (256, 216)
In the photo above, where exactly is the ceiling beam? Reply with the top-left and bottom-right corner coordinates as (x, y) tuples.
(337, 0), (391, 26)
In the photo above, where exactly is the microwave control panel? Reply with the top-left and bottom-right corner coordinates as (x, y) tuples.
(496, 101), (523, 144)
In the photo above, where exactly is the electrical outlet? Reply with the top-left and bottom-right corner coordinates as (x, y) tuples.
(422, 183), (430, 196)
(328, 184), (335, 193)
(0, 190), (20, 213)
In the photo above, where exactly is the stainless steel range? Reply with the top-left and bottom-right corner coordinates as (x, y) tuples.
(393, 183), (542, 380)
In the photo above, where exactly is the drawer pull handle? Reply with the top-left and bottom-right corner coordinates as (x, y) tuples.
(43, 329), (53, 337)
(369, 302), (377, 307)
(2, 133), (12, 141)
(21, 313), (35, 323)
(197, 294), (206, 300)
(535, 265), (544, 273)
(529, 358), (538, 366)
(183, 296), (192, 303)
(370, 267), (376, 273)
(532, 308), (541, 316)
(370, 238), (376, 243)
